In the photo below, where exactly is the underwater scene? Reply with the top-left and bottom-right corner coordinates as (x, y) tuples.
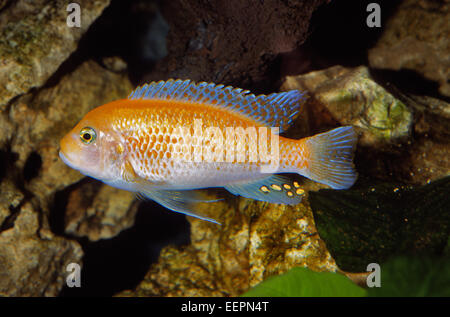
(0, 0), (449, 300)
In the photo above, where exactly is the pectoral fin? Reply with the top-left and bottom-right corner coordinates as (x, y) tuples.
(123, 159), (221, 224)
(139, 187), (222, 224)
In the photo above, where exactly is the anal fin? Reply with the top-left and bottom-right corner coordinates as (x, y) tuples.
(225, 174), (305, 205)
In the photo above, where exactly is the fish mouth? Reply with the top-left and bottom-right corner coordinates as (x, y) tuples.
(59, 149), (108, 182)
(59, 150), (89, 178)
(59, 150), (78, 171)
(59, 150), (70, 165)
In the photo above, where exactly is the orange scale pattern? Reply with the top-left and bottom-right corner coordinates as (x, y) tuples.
(107, 98), (308, 187)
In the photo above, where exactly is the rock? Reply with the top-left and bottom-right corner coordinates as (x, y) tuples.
(0, 178), (24, 230)
(64, 179), (139, 241)
(0, 111), (13, 148)
(0, 58), (133, 296)
(399, 94), (450, 184)
(101, 56), (128, 73)
(0, 201), (83, 296)
(8, 60), (133, 202)
(0, 0), (111, 108)
(281, 65), (414, 146)
(0, 0), (9, 11)
(146, 0), (327, 89)
(281, 65), (449, 185)
(368, 0), (450, 97)
(6, 58), (133, 239)
(119, 195), (337, 296)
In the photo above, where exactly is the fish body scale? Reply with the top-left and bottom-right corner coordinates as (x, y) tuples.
(108, 100), (297, 189)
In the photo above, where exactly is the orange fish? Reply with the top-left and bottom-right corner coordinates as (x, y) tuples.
(59, 79), (357, 223)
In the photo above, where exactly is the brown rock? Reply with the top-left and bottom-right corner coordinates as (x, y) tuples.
(282, 65), (414, 146)
(0, 0), (111, 108)
(8, 60), (133, 201)
(0, 110), (13, 148)
(64, 180), (139, 241)
(281, 65), (449, 185)
(0, 58), (133, 296)
(368, 0), (450, 97)
(147, 0), (327, 88)
(101, 56), (129, 73)
(0, 0), (9, 11)
(0, 201), (83, 296)
(0, 178), (24, 229)
(119, 195), (337, 297)
(6, 59), (133, 239)
(398, 94), (450, 184)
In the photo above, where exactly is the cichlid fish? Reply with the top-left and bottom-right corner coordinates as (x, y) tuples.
(59, 79), (357, 224)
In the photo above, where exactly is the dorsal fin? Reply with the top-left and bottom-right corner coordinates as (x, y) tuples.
(128, 79), (306, 133)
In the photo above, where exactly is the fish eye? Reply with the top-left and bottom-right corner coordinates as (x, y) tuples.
(79, 127), (96, 144)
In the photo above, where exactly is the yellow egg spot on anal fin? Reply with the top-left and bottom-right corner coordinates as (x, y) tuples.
(293, 181), (300, 188)
(296, 188), (305, 196)
(271, 184), (282, 191)
(260, 186), (270, 193)
(224, 175), (303, 205)
(283, 184), (291, 190)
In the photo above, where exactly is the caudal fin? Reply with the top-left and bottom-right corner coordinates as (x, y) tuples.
(303, 126), (358, 189)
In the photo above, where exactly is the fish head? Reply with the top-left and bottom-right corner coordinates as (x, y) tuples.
(59, 107), (124, 182)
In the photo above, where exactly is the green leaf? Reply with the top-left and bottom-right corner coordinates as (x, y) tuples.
(241, 267), (367, 297)
(367, 256), (450, 297)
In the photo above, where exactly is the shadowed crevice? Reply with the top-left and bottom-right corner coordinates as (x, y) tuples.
(23, 151), (42, 182)
(58, 200), (191, 297)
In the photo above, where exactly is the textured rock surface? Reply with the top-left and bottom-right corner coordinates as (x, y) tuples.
(8, 60), (133, 200)
(0, 59), (133, 295)
(399, 94), (450, 184)
(0, 200), (83, 296)
(64, 179), (139, 241)
(147, 0), (327, 88)
(6, 58), (133, 234)
(0, 0), (123, 296)
(0, 0), (111, 108)
(119, 195), (337, 296)
(281, 65), (449, 185)
(282, 66), (414, 146)
(368, 0), (450, 97)
(0, 179), (24, 231)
